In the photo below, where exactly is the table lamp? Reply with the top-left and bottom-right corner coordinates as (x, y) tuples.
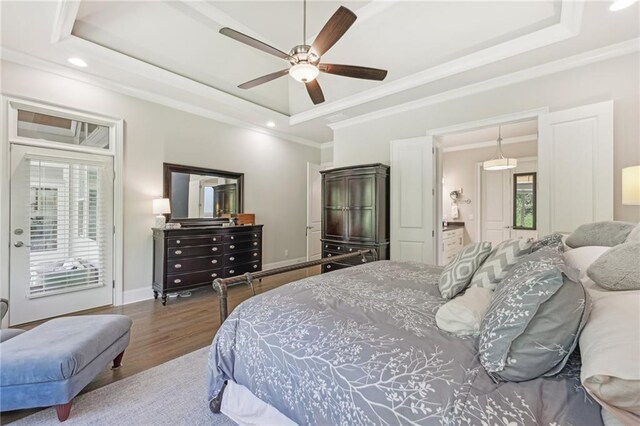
(153, 198), (171, 228)
(622, 165), (640, 205)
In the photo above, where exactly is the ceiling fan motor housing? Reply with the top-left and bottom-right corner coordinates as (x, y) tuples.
(289, 45), (320, 65)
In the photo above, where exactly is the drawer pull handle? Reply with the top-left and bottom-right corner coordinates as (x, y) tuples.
(174, 279), (181, 284)
(212, 259), (218, 264)
(327, 265), (332, 269)
(230, 257), (235, 261)
(176, 240), (181, 244)
(212, 247), (218, 252)
(174, 250), (182, 255)
(230, 269), (235, 274)
(328, 253), (332, 257)
(174, 264), (182, 269)
(253, 242), (258, 246)
(253, 264), (258, 269)
(212, 237), (217, 241)
(325, 245), (328, 248)
(253, 253), (258, 257)
(211, 273), (217, 278)
(349, 248), (353, 252)
(254, 234), (257, 237)
(231, 236), (234, 240)
(230, 245), (235, 249)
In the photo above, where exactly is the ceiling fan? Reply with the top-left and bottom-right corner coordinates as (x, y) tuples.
(219, 0), (388, 105)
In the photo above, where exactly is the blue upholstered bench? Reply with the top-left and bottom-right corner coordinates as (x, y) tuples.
(0, 315), (132, 421)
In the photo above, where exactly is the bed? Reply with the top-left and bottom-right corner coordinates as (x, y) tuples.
(207, 260), (603, 425)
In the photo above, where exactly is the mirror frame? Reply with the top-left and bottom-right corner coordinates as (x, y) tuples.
(163, 162), (244, 225)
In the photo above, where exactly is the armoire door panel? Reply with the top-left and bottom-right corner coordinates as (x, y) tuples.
(347, 209), (374, 241)
(347, 175), (375, 208)
(325, 209), (345, 238)
(325, 177), (345, 208)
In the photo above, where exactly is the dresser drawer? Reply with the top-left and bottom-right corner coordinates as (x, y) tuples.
(167, 255), (222, 273)
(167, 244), (222, 258)
(224, 232), (260, 243)
(165, 269), (222, 290)
(322, 262), (351, 273)
(225, 250), (260, 265)
(225, 261), (261, 277)
(225, 240), (260, 252)
(168, 235), (222, 247)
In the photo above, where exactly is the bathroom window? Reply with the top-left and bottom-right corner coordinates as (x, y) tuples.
(513, 173), (536, 230)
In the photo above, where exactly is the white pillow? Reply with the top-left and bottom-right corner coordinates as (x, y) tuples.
(435, 287), (493, 336)
(563, 246), (610, 280)
(579, 289), (640, 424)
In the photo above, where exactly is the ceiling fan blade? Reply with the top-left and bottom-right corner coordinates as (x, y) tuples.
(220, 27), (291, 60)
(319, 64), (387, 81)
(238, 69), (290, 89)
(310, 6), (357, 57)
(305, 80), (325, 105)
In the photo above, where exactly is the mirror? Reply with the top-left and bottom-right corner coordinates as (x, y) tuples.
(513, 172), (536, 230)
(163, 163), (243, 223)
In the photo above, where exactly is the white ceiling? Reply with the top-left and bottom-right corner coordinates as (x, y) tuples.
(0, 1), (638, 145)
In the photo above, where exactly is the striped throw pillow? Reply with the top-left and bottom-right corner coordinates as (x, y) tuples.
(470, 239), (533, 290)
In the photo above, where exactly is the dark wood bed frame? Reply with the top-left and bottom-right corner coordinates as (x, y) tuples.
(212, 249), (376, 323)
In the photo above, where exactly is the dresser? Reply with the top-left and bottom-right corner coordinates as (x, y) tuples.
(441, 226), (464, 266)
(320, 164), (390, 273)
(152, 225), (263, 304)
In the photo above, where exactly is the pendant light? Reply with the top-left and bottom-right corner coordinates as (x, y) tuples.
(483, 126), (517, 171)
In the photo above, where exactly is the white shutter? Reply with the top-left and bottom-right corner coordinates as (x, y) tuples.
(14, 155), (112, 298)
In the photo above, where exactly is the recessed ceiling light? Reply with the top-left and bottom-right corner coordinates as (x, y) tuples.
(610, 0), (637, 11)
(266, 121), (276, 128)
(67, 57), (88, 68)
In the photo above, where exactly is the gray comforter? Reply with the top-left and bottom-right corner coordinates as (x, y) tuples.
(208, 261), (603, 425)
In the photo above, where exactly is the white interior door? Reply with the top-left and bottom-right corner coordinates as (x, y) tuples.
(538, 101), (614, 235)
(9, 145), (114, 325)
(390, 136), (435, 264)
(481, 168), (512, 245)
(306, 162), (322, 260)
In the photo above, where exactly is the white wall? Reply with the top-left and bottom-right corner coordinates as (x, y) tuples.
(320, 144), (333, 165)
(333, 54), (640, 223)
(442, 141), (537, 244)
(1, 60), (320, 299)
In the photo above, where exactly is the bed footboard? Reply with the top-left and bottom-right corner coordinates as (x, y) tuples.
(212, 249), (376, 323)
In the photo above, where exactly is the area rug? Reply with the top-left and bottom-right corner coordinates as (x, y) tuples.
(10, 348), (236, 426)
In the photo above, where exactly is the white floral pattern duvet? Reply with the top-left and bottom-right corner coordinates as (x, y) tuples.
(208, 261), (602, 425)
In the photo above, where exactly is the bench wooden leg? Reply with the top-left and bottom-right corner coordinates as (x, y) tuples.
(55, 401), (72, 422)
(112, 350), (125, 369)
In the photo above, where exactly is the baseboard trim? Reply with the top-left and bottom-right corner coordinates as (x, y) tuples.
(121, 257), (309, 306)
(122, 287), (154, 305)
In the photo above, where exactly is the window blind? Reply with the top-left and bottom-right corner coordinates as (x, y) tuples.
(19, 156), (110, 297)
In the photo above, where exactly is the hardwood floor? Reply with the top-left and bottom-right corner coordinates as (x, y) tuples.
(1, 266), (320, 424)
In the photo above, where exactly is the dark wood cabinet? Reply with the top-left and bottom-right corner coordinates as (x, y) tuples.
(152, 225), (263, 304)
(321, 164), (389, 272)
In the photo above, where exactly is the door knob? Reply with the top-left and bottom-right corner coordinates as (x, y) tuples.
(14, 241), (30, 248)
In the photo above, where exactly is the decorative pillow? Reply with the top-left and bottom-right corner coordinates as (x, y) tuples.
(469, 239), (532, 290)
(587, 242), (640, 291)
(531, 233), (564, 252)
(626, 223), (640, 243)
(435, 287), (493, 336)
(566, 221), (635, 248)
(580, 288), (640, 424)
(438, 242), (492, 299)
(479, 248), (590, 382)
(563, 246), (610, 281)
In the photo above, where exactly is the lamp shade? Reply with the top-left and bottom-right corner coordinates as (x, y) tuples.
(153, 198), (171, 214)
(483, 157), (518, 171)
(622, 165), (640, 205)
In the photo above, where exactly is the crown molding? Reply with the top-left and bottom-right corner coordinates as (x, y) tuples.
(320, 142), (334, 149)
(329, 38), (639, 131)
(50, 0), (80, 43)
(290, 0), (584, 125)
(442, 134), (537, 153)
(0, 48), (322, 149)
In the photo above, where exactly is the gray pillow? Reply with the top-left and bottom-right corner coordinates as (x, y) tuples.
(626, 223), (640, 242)
(531, 233), (563, 252)
(469, 239), (533, 290)
(587, 241), (640, 291)
(479, 248), (590, 382)
(566, 221), (635, 248)
(439, 242), (492, 299)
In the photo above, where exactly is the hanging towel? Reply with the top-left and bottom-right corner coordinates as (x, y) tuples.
(451, 203), (459, 219)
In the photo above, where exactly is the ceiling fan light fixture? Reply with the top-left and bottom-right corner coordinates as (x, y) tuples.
(289, 63), (319, 83)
